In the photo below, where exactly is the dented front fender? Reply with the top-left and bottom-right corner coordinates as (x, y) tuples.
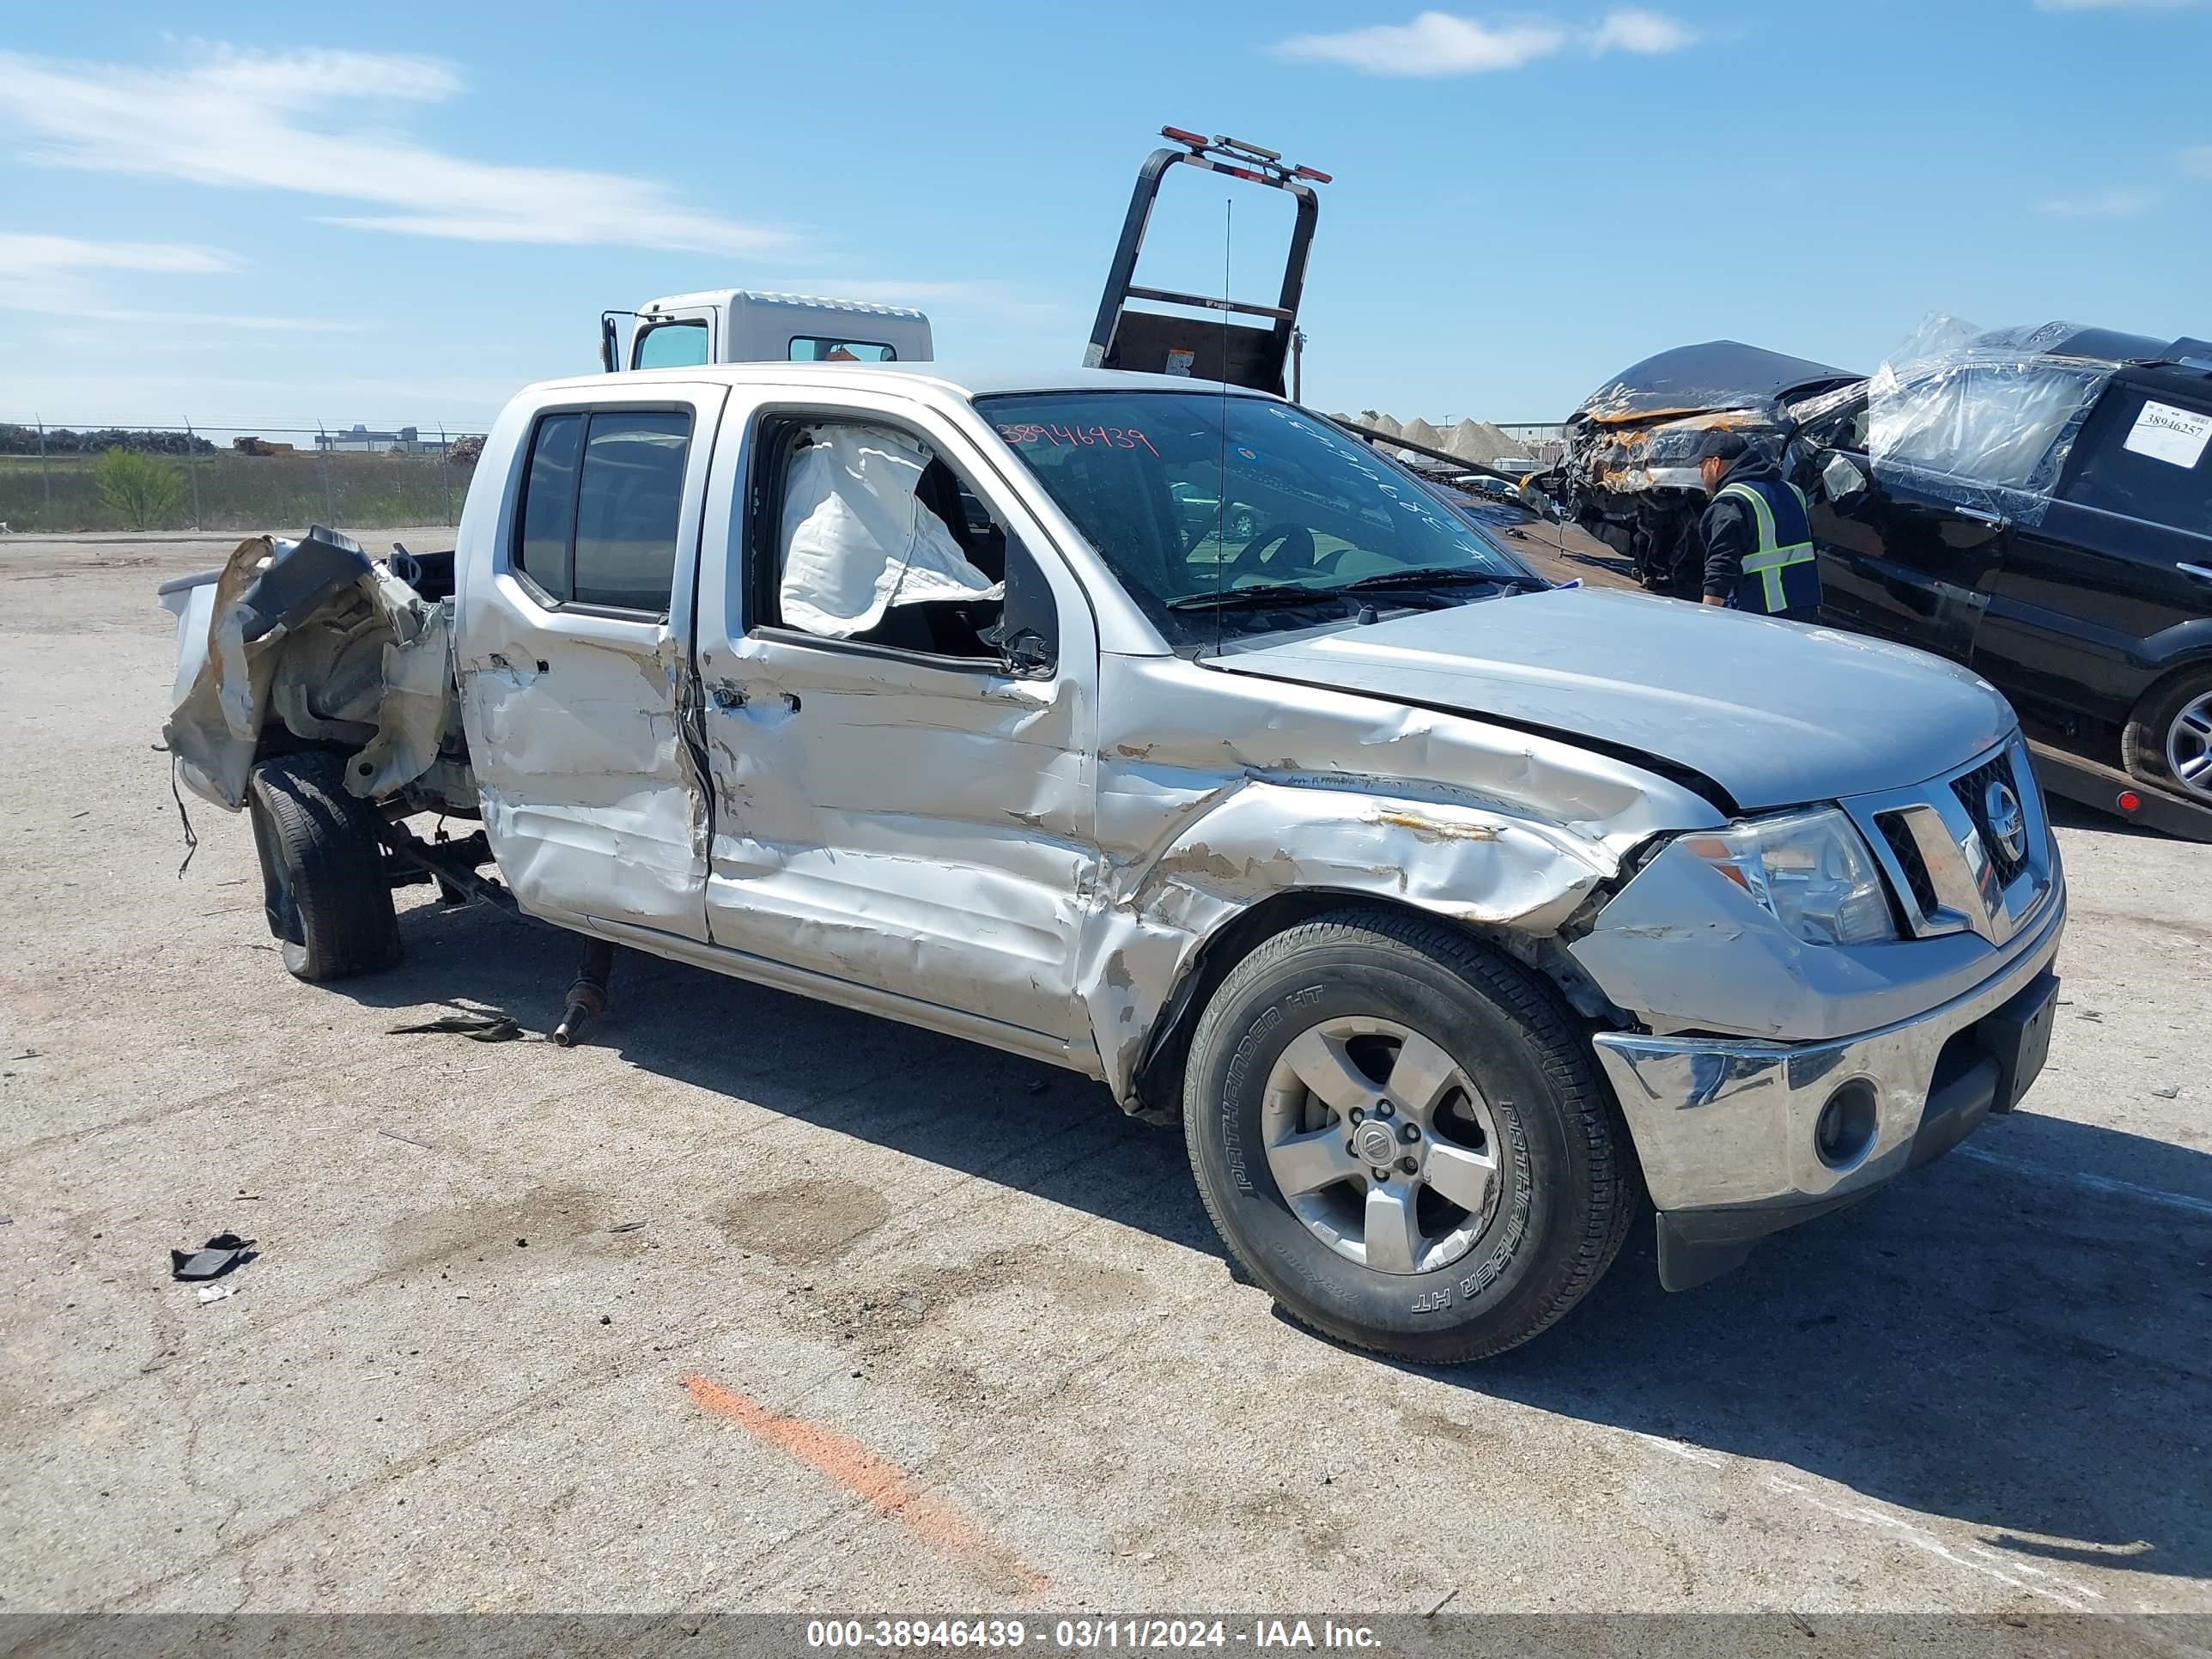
(1073, 653), (1722, 1103)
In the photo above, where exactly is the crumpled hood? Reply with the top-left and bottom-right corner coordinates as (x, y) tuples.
(1210, 587), (2015, 811)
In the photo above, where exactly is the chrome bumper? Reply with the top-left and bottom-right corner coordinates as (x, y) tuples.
(1591, 878), (2065, 1283)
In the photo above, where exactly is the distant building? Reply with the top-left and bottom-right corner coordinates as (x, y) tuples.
(315, 424), (449, 455)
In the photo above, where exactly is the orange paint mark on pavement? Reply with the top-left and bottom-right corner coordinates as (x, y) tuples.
(680, 1373), (1049, 1596)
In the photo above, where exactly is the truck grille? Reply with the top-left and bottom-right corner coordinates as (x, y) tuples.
(1951, 751), (2029, 889)
(1846, 735), (2054, 947)
(1876, 812), (1940, 915)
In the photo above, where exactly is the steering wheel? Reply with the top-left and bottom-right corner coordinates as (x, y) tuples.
(1221, 521), (1319, 586)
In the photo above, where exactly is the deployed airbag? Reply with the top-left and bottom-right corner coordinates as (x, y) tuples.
(776, 425), (999, 638)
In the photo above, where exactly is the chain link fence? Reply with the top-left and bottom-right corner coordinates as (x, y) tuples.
(0, 421), (487, 535)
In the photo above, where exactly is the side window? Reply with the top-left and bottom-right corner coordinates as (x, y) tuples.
(516, 415), (581, 599)
(2061, 386), (2212, 536)
(764, 419), (1042, 661)
(790, 337), (896, 362)
(512, 409), (692, 612)
(633, 321), (710, 369)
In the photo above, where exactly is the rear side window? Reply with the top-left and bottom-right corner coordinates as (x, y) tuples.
(634, 321), (709, 369)
(516, 415), (581, 599)
(789, 337), (896, 362)
(514, 410), (693, 612)
(2062, 386), (2212, 536)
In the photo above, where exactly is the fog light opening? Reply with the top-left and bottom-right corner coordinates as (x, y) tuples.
(1814, 1080), (1879, 1172)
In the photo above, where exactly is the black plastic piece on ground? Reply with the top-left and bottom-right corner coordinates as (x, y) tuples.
(170, 1232), (258, 1281)
(386, 1012), (525, 1042)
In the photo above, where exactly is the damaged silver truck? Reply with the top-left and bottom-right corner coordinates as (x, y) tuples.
(160, 361), (2066, 1363)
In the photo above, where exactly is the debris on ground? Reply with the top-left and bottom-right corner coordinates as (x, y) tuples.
(197, 1283), (239, 1305)
(607, 1220), (647, 1234)
(376, 1127), (434, 1150)
(170, 1232), (256, 1281)
(2153, 1085), (2181, 1099)
(386, 1012), (532, 1042)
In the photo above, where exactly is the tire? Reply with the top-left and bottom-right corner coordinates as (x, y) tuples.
(2123, 666), (2212, 804)
(246, 750), (402, 981)
(1182, 907), (1637, 1364)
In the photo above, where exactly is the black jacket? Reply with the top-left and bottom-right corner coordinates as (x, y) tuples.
(1692, 453), (1788, 602)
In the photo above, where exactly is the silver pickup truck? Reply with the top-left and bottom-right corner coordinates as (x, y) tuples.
(159, 362), (2066, 1363)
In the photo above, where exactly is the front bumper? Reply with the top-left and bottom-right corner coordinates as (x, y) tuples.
(1591, 880), (2065, 1290)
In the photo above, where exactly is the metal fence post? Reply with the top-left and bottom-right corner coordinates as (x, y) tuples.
(185, 420), (204, 531)
(36, 415), (51, 525)
(441, 426), (453, 526)
(317, 422), (336, 528)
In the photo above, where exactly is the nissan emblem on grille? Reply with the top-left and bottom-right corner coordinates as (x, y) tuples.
(1984, 779), (2027, 866)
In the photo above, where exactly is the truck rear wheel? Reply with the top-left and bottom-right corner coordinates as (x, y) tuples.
(2124, 666), (2212, 804)
(246, 751), (401, 981)
(1182, 907), (1636, 1364)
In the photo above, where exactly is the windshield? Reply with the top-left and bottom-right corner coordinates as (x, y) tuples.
(977, 391), (1532, 648)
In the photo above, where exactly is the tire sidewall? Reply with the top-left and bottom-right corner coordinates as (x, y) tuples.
(1188, 936), (1590, 1357)
(246, 751), (399, 980)
(2129, 668), (2212, 800)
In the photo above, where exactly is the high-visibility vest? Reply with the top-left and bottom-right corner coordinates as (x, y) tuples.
(1718, 478), (1821, 616)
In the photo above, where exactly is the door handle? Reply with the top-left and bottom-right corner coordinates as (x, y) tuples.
(2179, 562), (2212, 584)
(1955, 507), (2008, 530)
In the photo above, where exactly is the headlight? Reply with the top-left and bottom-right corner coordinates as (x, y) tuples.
(1682, 808), (1898, 945)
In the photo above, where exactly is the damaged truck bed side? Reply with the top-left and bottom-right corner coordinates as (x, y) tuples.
(162, 361), (2066, 1364)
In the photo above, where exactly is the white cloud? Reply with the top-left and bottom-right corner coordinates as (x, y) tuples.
(1590, 9), (1698, 52)
(1275, 13), (1569, 75)
(0, 44), (793, 255)
(0, 234), (241, 281)
(1273, 9), (1694, 75)
(2183, 144), (2212, 176)
(2036, 188), (2160, 216)
(0, 232), (353, 331)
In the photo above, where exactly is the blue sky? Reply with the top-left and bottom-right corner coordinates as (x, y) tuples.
(2, 1), (2207, 433)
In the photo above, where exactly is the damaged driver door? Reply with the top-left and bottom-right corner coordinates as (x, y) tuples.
(457, 386), (727, 942)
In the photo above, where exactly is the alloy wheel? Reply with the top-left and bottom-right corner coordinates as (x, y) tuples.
(1261, 1015), (1502, 1275)
(2167, 691), (2212, 802)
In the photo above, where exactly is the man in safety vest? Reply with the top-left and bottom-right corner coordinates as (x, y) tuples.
(1694, 433), (1822, 621)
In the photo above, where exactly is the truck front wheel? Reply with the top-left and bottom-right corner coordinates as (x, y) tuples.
(1182, 908), (1637, 1363)
(246, 751), (402, 981)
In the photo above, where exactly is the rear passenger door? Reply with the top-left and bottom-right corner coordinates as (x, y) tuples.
(458, 386), (726, 941)
(1973, 380), (2212, 726)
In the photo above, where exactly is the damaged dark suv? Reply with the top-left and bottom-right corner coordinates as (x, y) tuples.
(1538, 325), (2212, 805)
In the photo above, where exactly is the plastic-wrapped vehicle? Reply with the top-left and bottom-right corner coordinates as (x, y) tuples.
(1530, 340), (1863, 587)
(1540, 324), (2212, 805)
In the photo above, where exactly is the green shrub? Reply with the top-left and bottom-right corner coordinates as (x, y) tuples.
(94, 447), (187, 529)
